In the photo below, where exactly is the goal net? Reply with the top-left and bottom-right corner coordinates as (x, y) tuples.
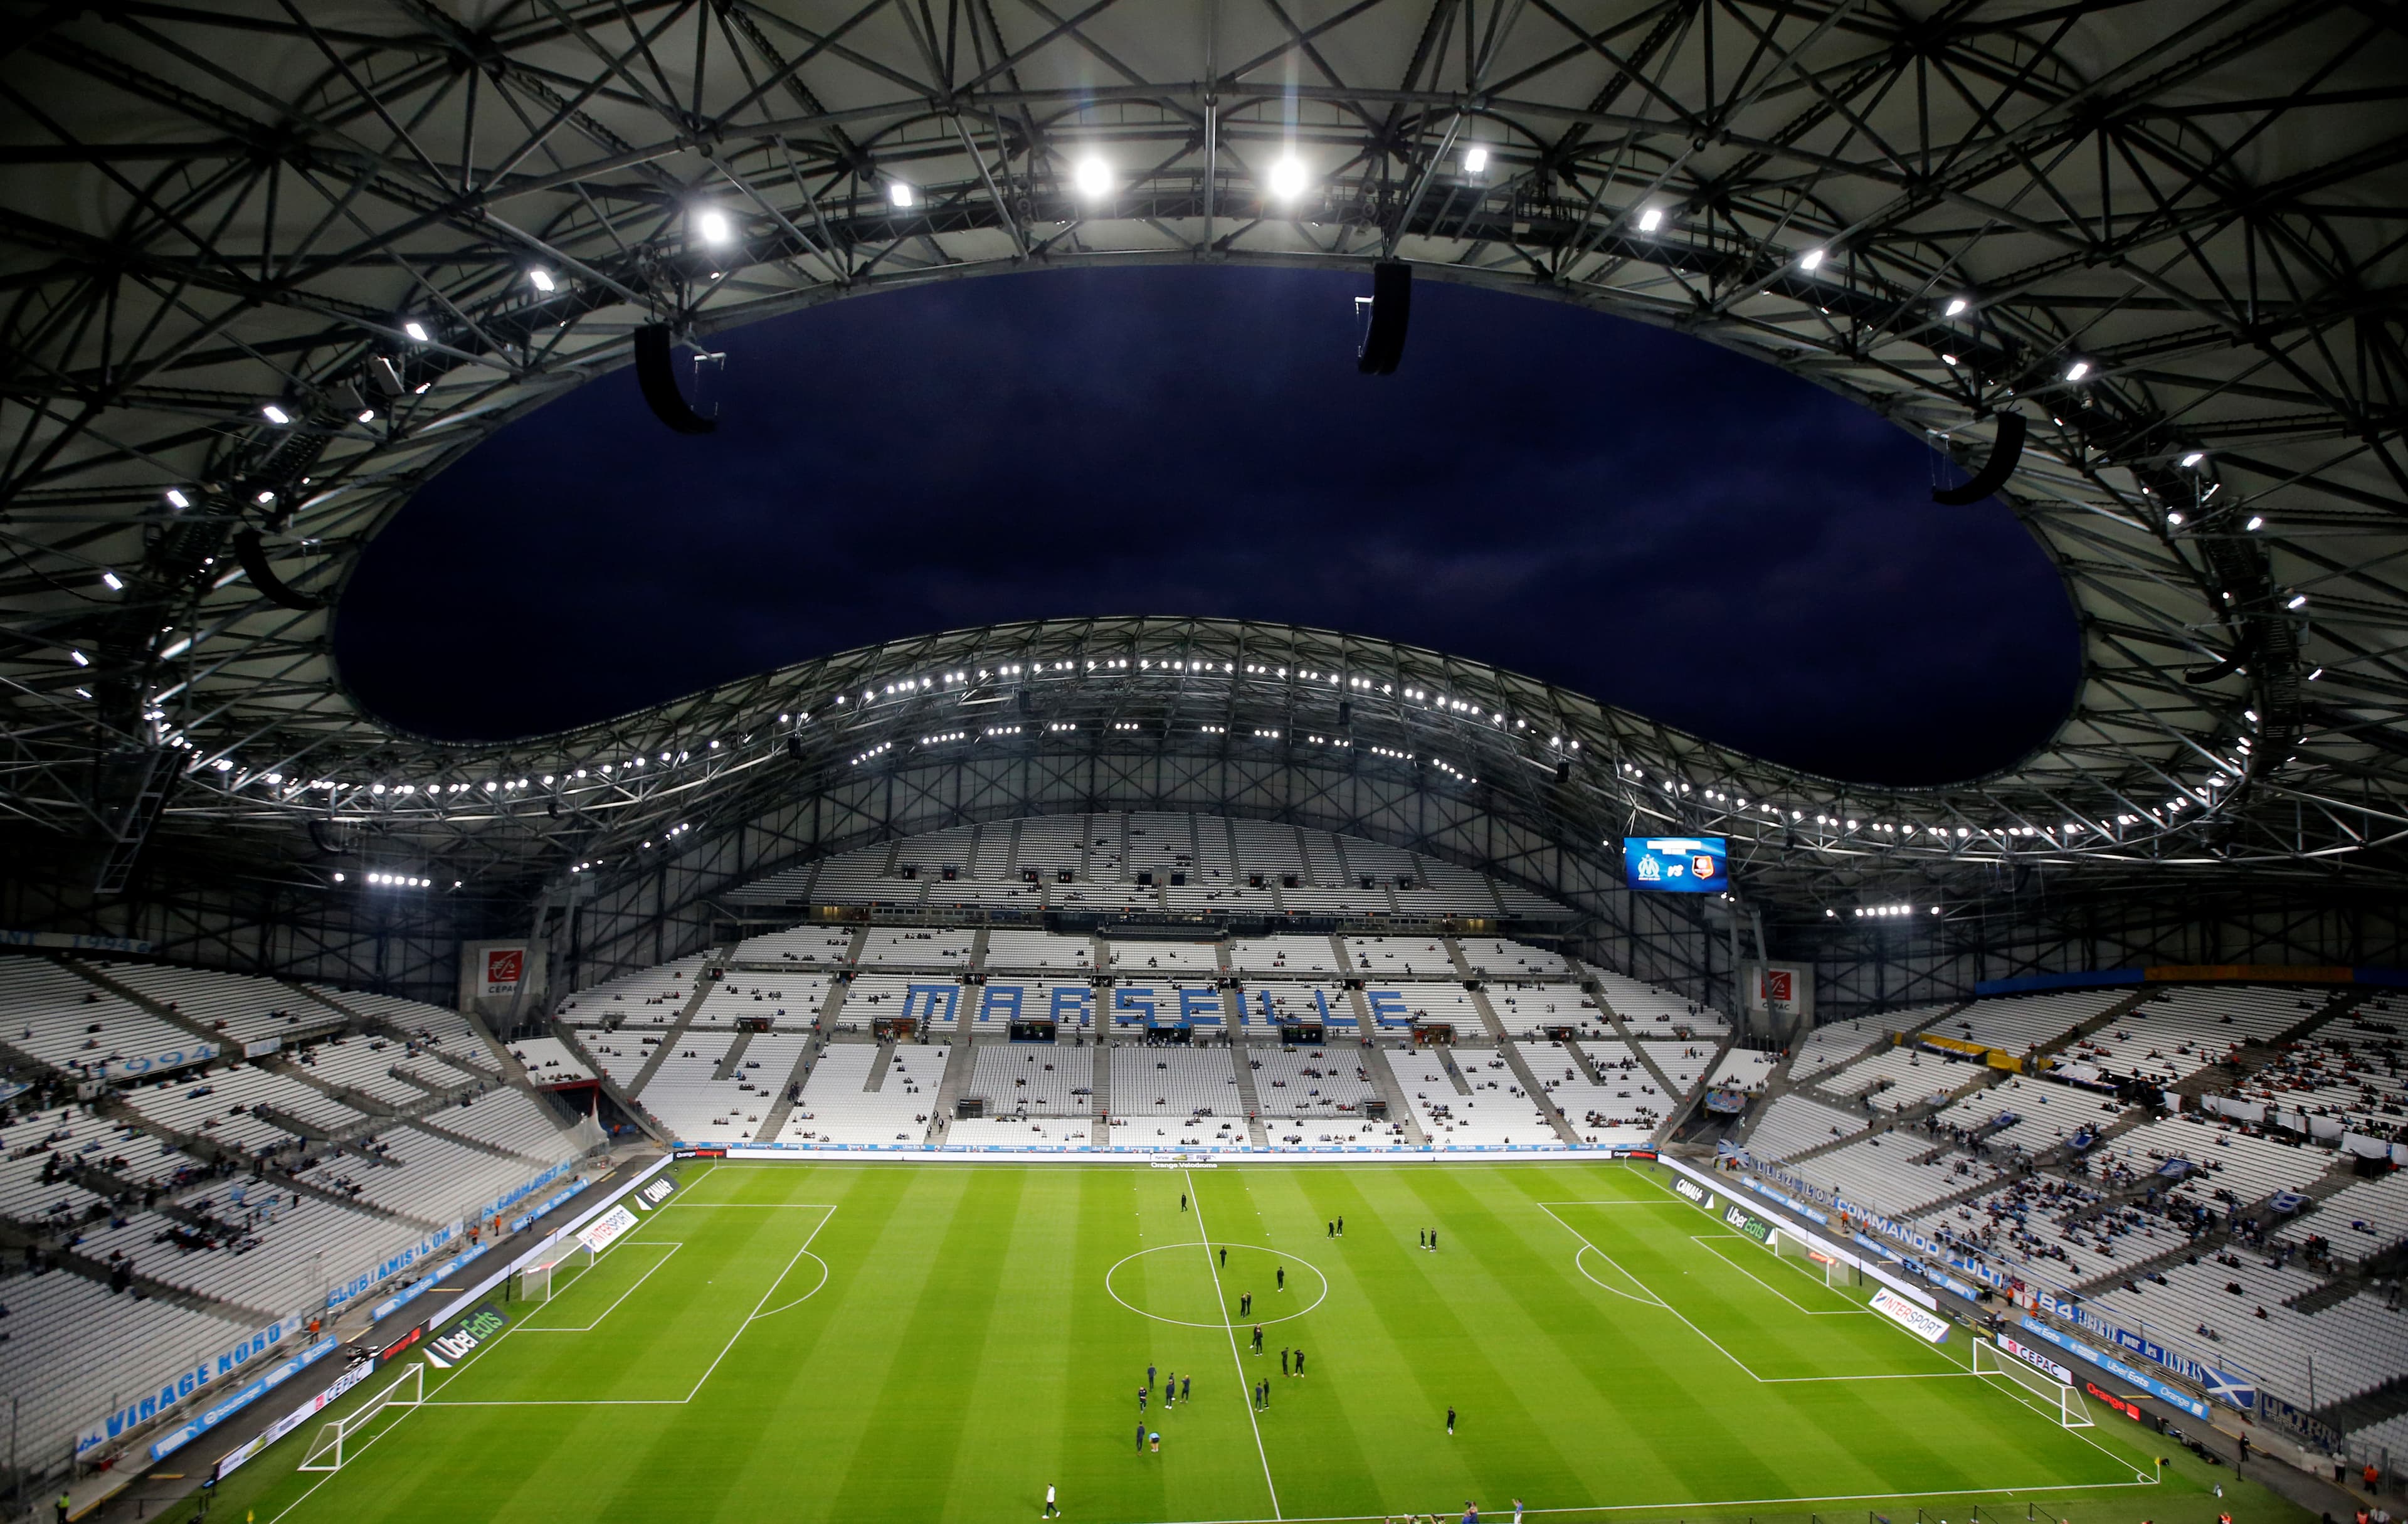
(1773, 1231), (1859, 1288)
(1972, 1336), (2094, 1428)
(520, 1244), (592, 1303)
(298, 1362), (423, 1471)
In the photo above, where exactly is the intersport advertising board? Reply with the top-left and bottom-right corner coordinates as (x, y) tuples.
(1871, 1290), (1950, 1343)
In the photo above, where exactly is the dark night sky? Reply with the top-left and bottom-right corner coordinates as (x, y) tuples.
(335, 265), (2079, 786)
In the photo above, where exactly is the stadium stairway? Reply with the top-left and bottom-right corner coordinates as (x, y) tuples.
(2032, 1101), (2151, 1168)
(2172, 987), (2364, 1108)
(61, 957), (266, 1049)
(2032, 986), (2160, 1061)
(621, 946), (729, 1097)
(1783, 1066), (2004, 1165)
(407, 1106), (562, 1165)
(1360, 1046), (1431, 1148)
(1465, 985), (1509, 1041)
(709, 1030), (756, 1080)
(1437, 1048), (1475, 1096)
(1494, 1039), (1585, 1147)
(1563, 1040), (1610, 1089)
(1230, 1052), (1272, 1148)
(270, 1057), (406, 1121)
(929, 1042), (980, 1145)
(752, 1030), (827, 1143)
(551, 1022), (670, 1146)
(90, 1087), (448, 1233)
(1653, 1029), (1739, 1145)
(1581, 971), (1682, 1096)
(2318, 1373), (2408, 1440)
(16, 1157), (288, 1320)
(1790, 1008), (1960, 1089)
(0, 1214), (278, 1326)
(1090, 1039), (1112, 1146)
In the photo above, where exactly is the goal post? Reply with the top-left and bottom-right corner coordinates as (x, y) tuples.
(1773, 1231), (1860, 1288)
(520, 1244), (591, 1304)
(298, 1362), (424, 1472)
(1972, 1336), (2094, 1429)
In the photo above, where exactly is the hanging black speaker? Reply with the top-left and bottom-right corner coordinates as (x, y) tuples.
(633, 322), (717, 435)
(232, 529), (325, 611)
(1356, 261), (1413, 376)
(1932, 412), (2025, 504)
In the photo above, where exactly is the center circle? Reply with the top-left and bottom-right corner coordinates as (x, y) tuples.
(1104, 1243), (1329, 1330)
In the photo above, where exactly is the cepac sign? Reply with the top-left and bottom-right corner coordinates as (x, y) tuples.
(1623, 837), (1728, 893)
(483, 947), (524, 997)
(1996, 1332), (2073, 1384)
(458, 938), (546, 1020)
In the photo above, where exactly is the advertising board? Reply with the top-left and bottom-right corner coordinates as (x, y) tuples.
(1871, 1290), (1951, 1343)
(2086, 1382), (2145, 1421)
(1723, 1203), (1774, 1244)
(2014, 1315), (2209, 1419)
(145, 1335), (339, 1462)
(75, 1315), (309, 1458)
(1995, 1332), (2074, 1384)
(575, 1204), (638, 1255)
(1672, 1175), (1714, 1209)
(423, 1302), (510, 1368)
(2035, 1289), (2254, 1409)
(213, 1356), (376, 1481)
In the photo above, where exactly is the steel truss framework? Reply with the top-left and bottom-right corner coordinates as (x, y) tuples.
(3, 0), (2406, 936)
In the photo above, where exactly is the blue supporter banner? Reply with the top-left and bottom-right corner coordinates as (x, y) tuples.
(2015, 1315), (2210, 1419)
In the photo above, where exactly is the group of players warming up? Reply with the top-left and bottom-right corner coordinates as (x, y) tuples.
(1048, 1188), (1459, 1516)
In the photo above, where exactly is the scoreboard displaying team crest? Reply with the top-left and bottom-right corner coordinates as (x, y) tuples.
(1622, 837), (1729, 893)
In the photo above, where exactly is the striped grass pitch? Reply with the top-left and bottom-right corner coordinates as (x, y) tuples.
(187, 1158), (2303, 1524)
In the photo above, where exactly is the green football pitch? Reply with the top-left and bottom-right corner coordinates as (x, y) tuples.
(191, 1158), (2308, 1524)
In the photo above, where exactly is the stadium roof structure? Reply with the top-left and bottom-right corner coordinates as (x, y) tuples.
(3, 0), (2405, 916)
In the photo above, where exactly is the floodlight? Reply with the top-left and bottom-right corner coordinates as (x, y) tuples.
(1637, 206), (1663, 232)
(261, 403), (290, 424)
(529, 268), (556, 292)
(1267, 156), (1308, 199)
(2246, 515), (2264, 531)
(403, 320), (428, 342)
(2287, 593), (2307, 609)
(101, 571), (123, 591)
(2180, 450), (2204, 467)
(165, 489), (189, 510)
(1946, 296), (1968, 317)
(696, 209), (732, 245)
(1799, 248), (1825, 272)
(1462, 146), (1488, 174)
(358, 409), (376, 423)
(2167, 511), (2185, 526)
(2064, 360), (2090, 381)
(70, 648), (89, 666)
(1941, 353), (1957, 364)
(1074, 156), (1112, 198)
(887, 181), (915, 208)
